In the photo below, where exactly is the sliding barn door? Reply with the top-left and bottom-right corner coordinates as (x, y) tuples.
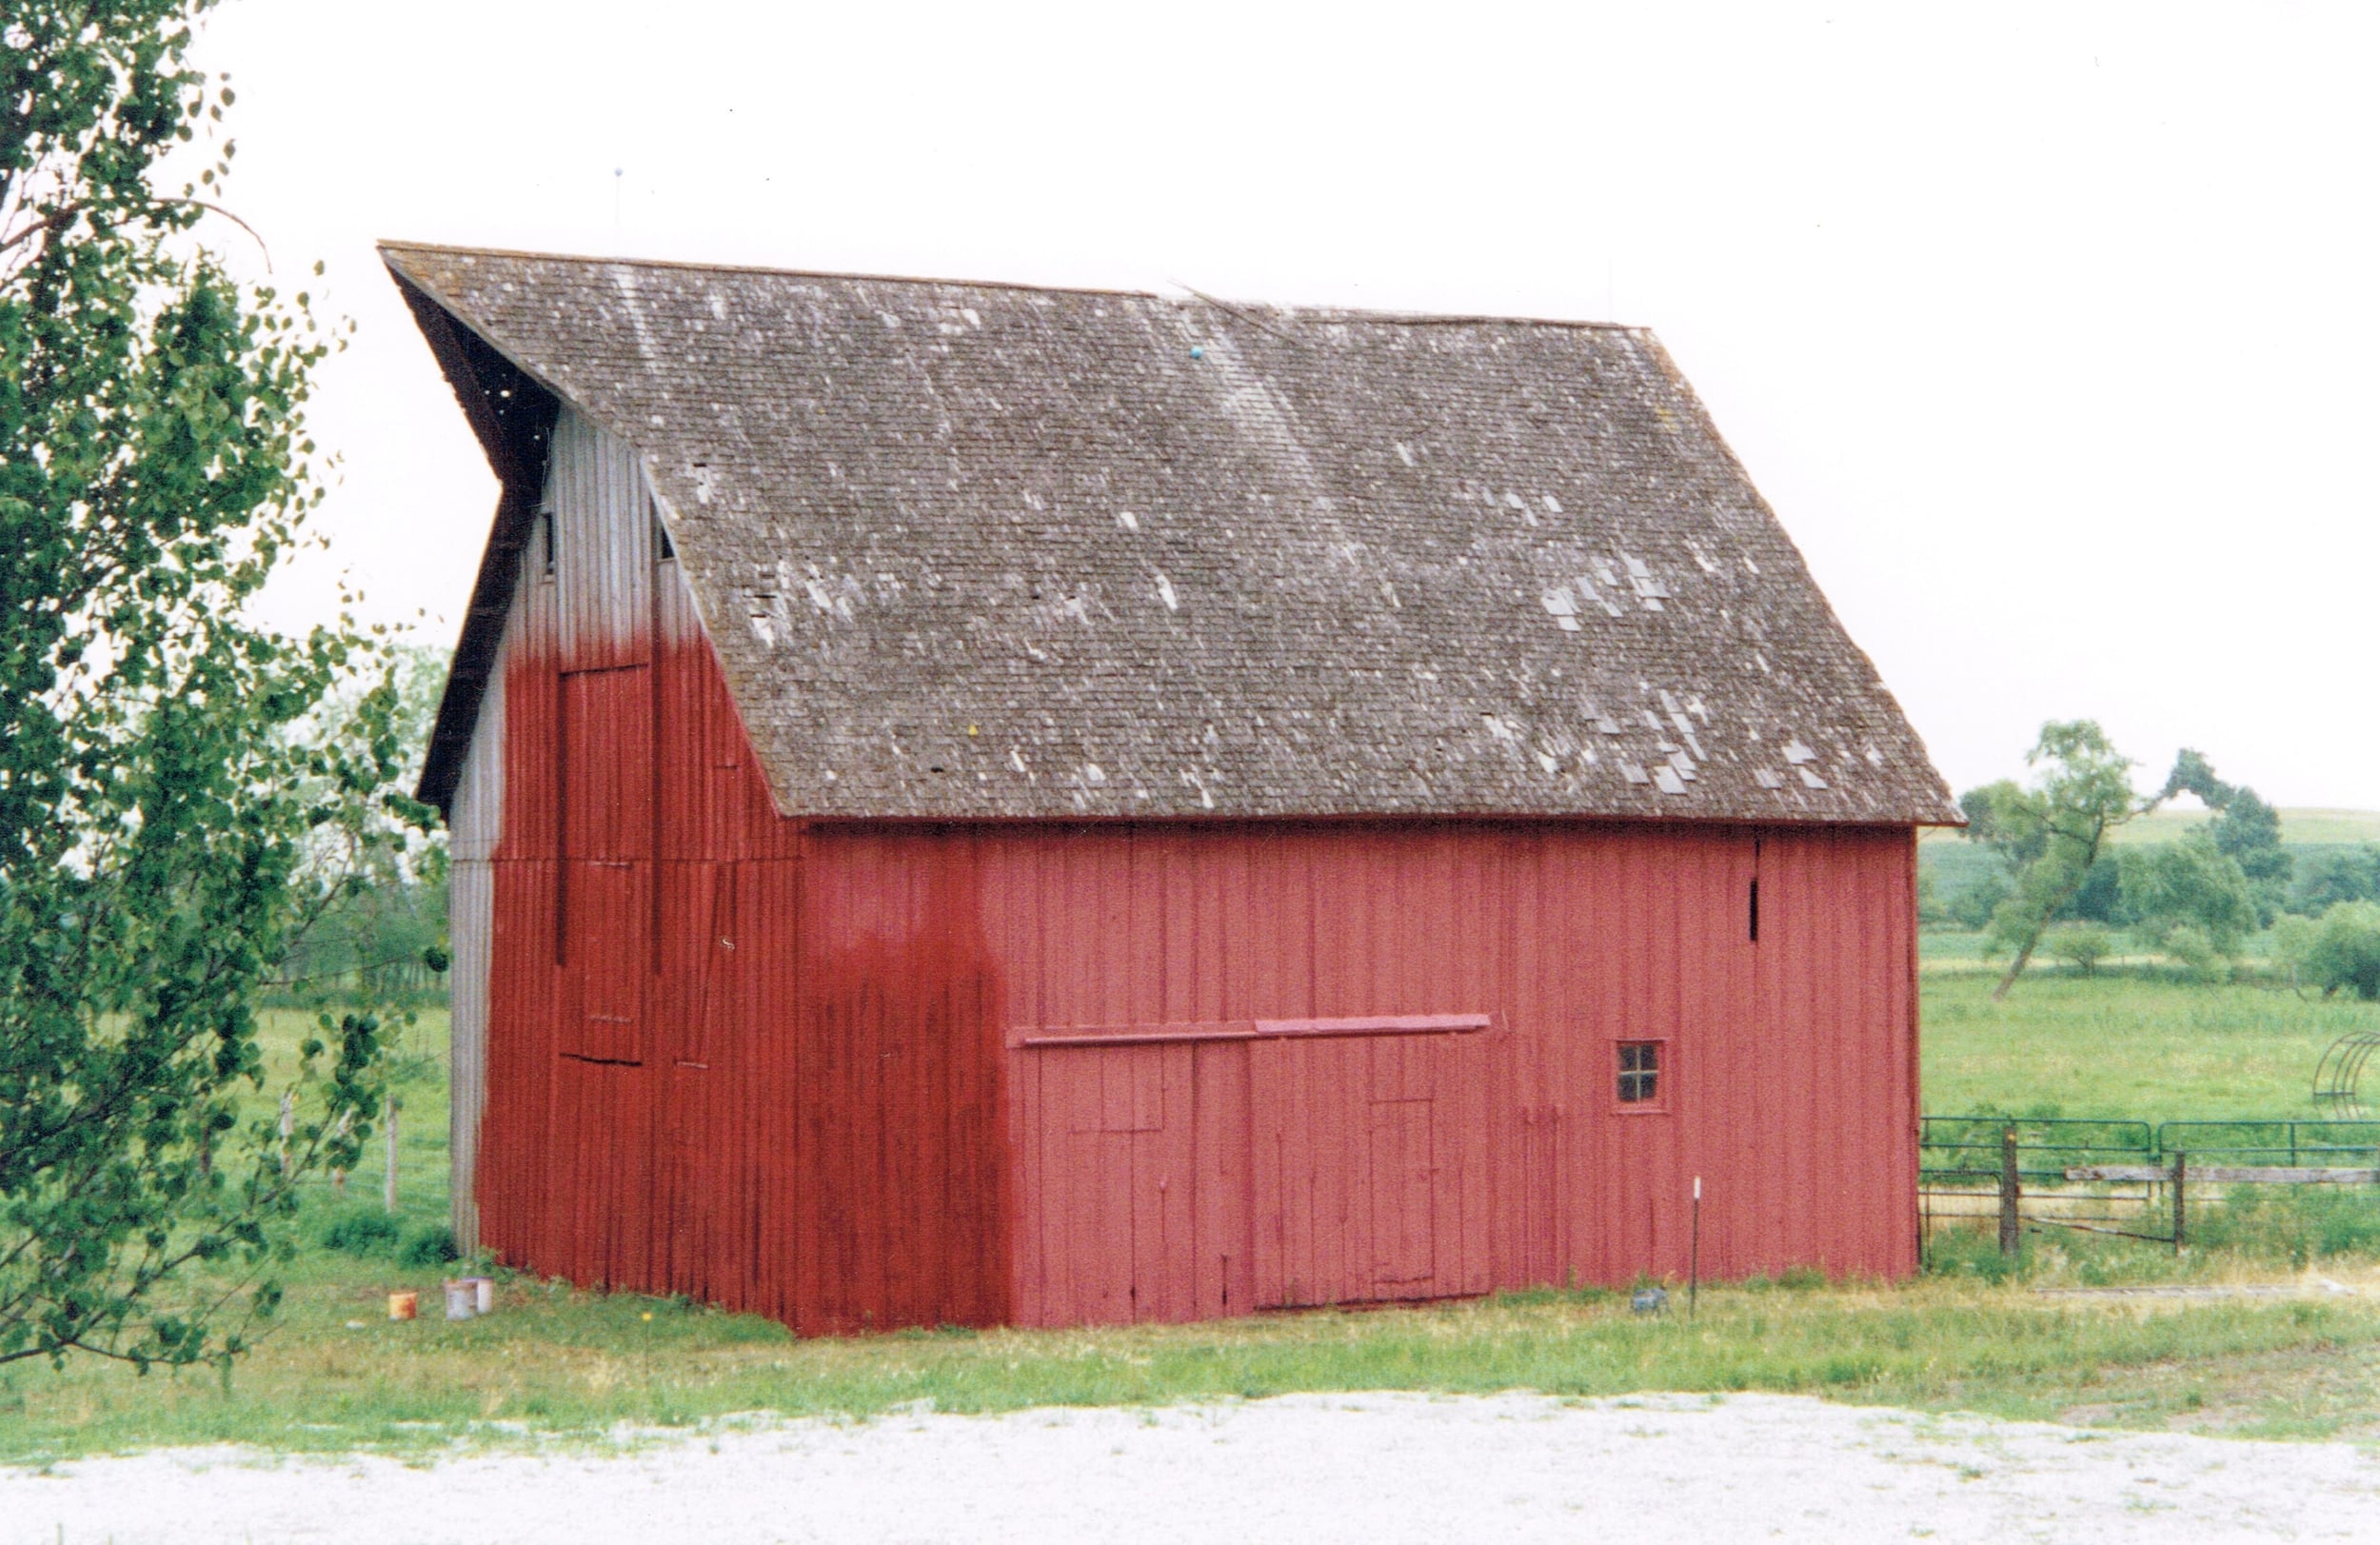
(1015, 1020), (1500, 1326)
(1250, 1032), (1496, 1308)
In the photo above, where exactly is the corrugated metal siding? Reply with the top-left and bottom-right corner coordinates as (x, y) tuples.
(466, 411), (1918, 1335)
(444, 545), (513, 1251)
(547, 407), (653, 670)
(446, 860), (493, 1251)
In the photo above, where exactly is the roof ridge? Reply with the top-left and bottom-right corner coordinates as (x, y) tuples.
(375, 240), (1645, 331)
(1236, 306), (1645, 333)
(376, 239), (1168, 304)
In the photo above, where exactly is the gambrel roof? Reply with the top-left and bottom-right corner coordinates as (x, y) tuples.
(387, 242), (1957, 824)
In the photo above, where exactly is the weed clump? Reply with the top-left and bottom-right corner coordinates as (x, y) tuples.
(1922, 1225), (2023, 1284)
(2196, 1188), (2380, 1266)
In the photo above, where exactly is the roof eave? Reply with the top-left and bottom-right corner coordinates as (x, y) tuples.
(384, 254), (561, 816)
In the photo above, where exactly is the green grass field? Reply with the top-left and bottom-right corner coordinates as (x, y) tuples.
(1921, 972), (2380, 1119)
(15, 973), (2380, 1460)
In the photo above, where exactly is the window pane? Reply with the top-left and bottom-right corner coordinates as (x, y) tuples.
(1616, 1042), (1659, 1103)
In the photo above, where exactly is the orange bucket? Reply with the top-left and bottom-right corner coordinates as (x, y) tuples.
(387, 1290), (419, 1321)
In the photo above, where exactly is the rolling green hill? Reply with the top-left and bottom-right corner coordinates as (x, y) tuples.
(1920, 808), (2380, 847)
(1918, 809), (2380, 926)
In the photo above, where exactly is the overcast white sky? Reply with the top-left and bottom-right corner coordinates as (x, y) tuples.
(192, 0), (2378, 806)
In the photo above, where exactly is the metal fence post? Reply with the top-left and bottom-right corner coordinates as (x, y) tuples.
(1999, 1128), (2021, 1258)
(2172, 1149), (2186, 1255)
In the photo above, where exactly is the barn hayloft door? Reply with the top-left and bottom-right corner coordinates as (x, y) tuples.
(558, 665), (653, 1063)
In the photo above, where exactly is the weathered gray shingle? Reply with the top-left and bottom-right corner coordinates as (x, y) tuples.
(387, 242), (1957, 825)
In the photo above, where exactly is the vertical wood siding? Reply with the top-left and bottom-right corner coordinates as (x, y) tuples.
(457, 408), (1919, 1335)
(985, 822), (1912, 1326)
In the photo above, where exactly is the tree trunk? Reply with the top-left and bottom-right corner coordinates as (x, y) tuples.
(1992, 858), (2098, 1002)
(1991, 938), (2040, 1001)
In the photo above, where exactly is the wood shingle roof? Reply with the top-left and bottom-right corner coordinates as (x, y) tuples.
(387, 242), (1956, 825)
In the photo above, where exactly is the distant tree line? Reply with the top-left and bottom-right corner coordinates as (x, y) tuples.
(1930, 726), (2380, 997)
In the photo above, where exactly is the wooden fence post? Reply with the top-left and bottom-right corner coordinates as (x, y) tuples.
(384, 1095), (399, 1214)
(1999, 1128), (2022, 1258)
(2172, 1149), (2186, 1255)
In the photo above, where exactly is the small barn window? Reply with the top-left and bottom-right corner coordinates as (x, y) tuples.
(1616, 1041), (1661, 1105)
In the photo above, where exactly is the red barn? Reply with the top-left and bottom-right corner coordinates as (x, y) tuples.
(387, 243), (1958, 1335)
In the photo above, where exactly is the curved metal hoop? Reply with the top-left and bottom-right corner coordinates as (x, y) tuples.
(2312, 1031), (2380, 1118)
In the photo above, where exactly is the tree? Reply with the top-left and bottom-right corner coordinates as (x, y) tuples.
(2291, 844), (2380, 916)
(1, 3), (408, 1373)
(2122, 833), (2256, 974)
(1961, 722), (2142, 1000)
(1946, 870), (2011, 931)
(2155, 748), (2291, 924)
(2063, 853), (2126, 924)
(271, 646), (451, 1002)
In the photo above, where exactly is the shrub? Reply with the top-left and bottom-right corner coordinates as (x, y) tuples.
(2278, 901), (2380, 1000)
(2044, 921), (2114, 976)
(399, 1224), (459, 1267)
(2159, 924), (2227, 984)
(319, 1210), (403, 1258)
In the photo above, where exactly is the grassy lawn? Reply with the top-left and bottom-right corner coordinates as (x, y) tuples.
(15, 973), (2380, 1460)
(13, 1255), (2380, 1460)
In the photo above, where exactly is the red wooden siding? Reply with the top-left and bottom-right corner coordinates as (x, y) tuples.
(479, 611), (1918, 1334)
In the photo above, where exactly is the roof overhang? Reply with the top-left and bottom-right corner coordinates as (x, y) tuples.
(386, 257), (561, 815)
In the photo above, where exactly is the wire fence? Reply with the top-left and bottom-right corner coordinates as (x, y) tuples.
(1919, 1116), (2380, 1253)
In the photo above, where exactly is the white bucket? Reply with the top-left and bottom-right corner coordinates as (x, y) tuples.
(443, 1280), (477, 1320)
(472, 1277), (496, 1315)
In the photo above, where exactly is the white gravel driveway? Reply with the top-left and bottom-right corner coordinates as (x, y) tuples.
(10, 1391), (2380, 1543)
